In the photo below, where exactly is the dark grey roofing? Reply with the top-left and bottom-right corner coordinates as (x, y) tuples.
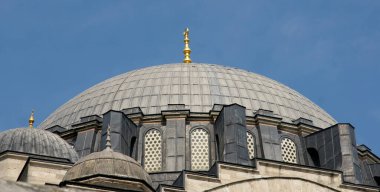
(40, 63), (336, 129)
(0, 128), (78, 162)
(63, 149), (152, 186)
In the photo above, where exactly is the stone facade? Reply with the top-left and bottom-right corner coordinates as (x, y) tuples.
(0, 152), (73, 185)
(0, 153), (28, 181)
(161, 160), (379, 192)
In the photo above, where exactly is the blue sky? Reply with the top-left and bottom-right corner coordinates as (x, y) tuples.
(0, 1), (379, 155)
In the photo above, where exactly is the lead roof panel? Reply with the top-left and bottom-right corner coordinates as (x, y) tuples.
(40, 63), (336, 129)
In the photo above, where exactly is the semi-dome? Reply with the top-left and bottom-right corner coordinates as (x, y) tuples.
(63, 148), (152, 186)
(40, 63), (336, 129)
(0, 128), (78, 162)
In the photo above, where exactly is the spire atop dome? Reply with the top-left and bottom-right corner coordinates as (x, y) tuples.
(29, 111), (34, 128)
(105, 124), (112, 151)
(183, 27), (192, 64)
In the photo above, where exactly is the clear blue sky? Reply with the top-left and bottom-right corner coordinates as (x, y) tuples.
(0, 1), (379, 155)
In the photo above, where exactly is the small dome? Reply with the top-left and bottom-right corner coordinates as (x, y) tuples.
(0, 128), (78, 162)
(40, 63), (336, 129)
(63, 149), (152, 186)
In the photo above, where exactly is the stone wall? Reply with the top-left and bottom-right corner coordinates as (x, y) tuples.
(161, 160), (379, 192)
(23, 161), (70, 185)
(0, 154), (28, 181)
(0, 153), (72, 185)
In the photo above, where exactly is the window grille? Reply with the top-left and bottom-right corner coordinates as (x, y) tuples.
(281, 138), (297, 163)
(144, 129), (162, 172)
(191, 128), (209, 171)
(246, 132), (255, 159)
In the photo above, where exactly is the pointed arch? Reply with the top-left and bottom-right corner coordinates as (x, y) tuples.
(307, 148), (320, 167)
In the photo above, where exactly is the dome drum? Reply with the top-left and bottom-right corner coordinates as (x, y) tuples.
(54, 103), (331, 188)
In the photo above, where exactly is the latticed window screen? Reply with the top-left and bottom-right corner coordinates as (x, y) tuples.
(246, 132), (255, 159)
(281, 138), (297, 163)
(144, 129), (162, 172)
(191, 128), (209, 171)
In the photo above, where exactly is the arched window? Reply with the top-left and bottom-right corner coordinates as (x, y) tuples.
(374, 176), (380, 187)
(281, 138), (297, 163)
(307, 148), (320, 167)
(191, 128), (209, 171)
(130, 136), (136, 157)
(246, 132), (255, 159)
(215, 134), (220, 161)
(144, 129), (162, 172)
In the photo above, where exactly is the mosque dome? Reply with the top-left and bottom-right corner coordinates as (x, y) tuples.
(63, 148), (152, 186)
(0, 128), (78, 162)
(40, 63), (336, 129)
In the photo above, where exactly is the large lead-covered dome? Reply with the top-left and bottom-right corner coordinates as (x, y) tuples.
(40, 63), (336, 129)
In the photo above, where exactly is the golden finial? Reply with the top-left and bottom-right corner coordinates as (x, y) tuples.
(183, 27), (192, 64)
(29, 111), (34, 128)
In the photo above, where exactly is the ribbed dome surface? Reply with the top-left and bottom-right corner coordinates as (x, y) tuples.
(0, 128), (78, 162)
(63, 149), (152, 186)
(40, 63), (336, 129)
